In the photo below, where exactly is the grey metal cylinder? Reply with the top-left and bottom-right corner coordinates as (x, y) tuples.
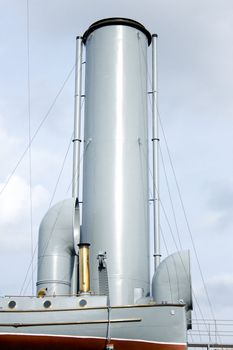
(81, 19), (151, 305)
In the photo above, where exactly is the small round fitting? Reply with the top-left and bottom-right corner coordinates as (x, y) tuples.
(8, 300), (16, 309)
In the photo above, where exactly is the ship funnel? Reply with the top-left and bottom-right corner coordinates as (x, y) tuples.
(81, 18), (152, 305)
(78, 243), (91, 293)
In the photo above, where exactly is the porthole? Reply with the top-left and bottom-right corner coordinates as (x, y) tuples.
(79, 299), (87, 307)
(8, 300), (16, 309)
(43, 300), (51, 308)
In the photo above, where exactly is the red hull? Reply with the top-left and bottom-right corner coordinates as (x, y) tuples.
(0, 334), (186, 350)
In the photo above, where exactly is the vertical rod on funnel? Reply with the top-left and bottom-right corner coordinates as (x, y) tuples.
(152, 34), (161, 270)
(72, 36), (83, 199)
(71, 36), (83, 295)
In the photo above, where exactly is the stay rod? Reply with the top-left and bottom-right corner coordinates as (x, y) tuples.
(152, 33), (161, 270)
(72, 36), (83, 199)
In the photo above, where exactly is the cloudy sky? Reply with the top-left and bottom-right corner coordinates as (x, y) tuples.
(0, 0), (233, 341)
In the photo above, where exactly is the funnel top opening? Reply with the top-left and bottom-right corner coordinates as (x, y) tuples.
(82, 17), (152, 45)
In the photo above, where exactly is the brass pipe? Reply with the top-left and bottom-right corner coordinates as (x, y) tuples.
(78, 243), (90, 293)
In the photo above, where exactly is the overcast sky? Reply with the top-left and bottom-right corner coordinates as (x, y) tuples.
(0, 0), (233, 341)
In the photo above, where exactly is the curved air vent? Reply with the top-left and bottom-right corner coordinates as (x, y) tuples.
(36, 198), (75, 296)
(152, 250), (193, 311)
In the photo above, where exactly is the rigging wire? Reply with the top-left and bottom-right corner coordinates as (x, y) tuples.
(141, 29), (217, 322)
(20, 132), (73, 295)
(146, 143), (213, 340)
(9, 29), (222, 343)
(137, 36), (221, 343)
(154, 111), (221, 342)
(148, 121), (222, 343)
(140, 138), (204, 334)
(20, 53), (84, 295)
(138, 37), (220, 341)
(157, 111), (218, 323)
(26, 0), (34, 296)
(159, 144), (183, 251)
(0, 63), (75, 198)
(146, 143), (201, 342)
(21, 135), (89, 295)
(20, 90), (85, 294)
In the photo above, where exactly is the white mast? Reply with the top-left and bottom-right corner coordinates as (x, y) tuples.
(152, 34), (161, 271)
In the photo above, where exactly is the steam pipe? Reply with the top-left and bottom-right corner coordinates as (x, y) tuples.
(72, 36), (83, 198)
(78, 243), (90, 293)
(71, 36), (83, 294)
(152, 34), (161, 270)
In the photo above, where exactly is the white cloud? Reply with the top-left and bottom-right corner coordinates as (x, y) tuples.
(0, 175), (49, 247)
(0, 174), (50, 295)
(0, 175), (48, 224)
(194, 274), (233, 320)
